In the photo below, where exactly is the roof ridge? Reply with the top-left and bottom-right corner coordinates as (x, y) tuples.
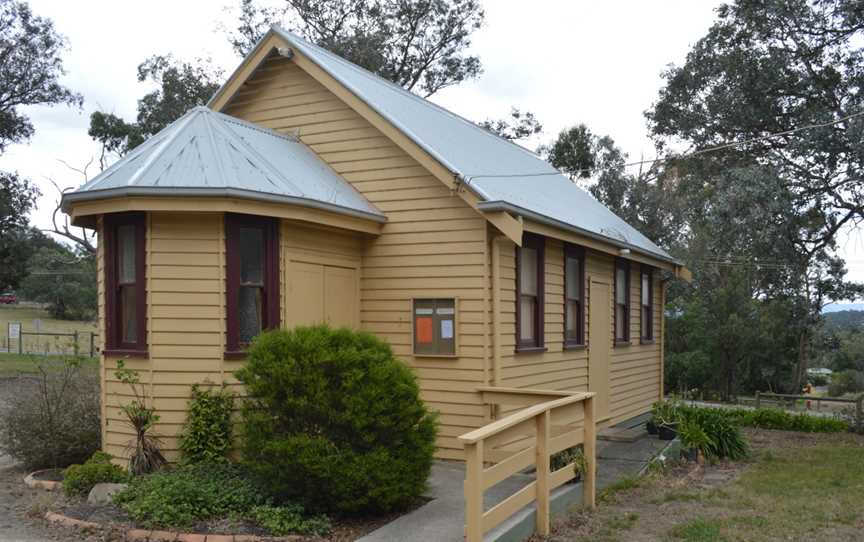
(273, 26), (555, 176)
(211, 108), (300, 142)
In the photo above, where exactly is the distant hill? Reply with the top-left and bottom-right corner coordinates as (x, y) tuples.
(822, 309), (864, 332)
(823, 303), (864, 313)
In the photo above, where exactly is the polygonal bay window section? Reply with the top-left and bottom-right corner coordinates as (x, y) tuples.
(225, 213), (280, 357)
(104, 212), (147, 356)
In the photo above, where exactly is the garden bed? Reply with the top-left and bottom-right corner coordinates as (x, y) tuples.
(48, 493), (429, 541)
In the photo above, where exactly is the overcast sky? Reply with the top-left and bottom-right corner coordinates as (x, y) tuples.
(2, 0), (863, 288)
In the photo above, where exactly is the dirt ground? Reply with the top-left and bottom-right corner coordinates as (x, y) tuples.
(0, 375), (116, 541)
(535, 429), (864, 542)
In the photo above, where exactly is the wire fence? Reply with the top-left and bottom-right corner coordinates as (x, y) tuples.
(1, 329), (98, 358)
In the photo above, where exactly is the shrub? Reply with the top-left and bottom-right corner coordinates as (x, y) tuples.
(0, 358), (100, 469)
(63, 452), (128, 496)
(809, 374), (829, 387)
(114, 361), (167, 475)
(178, 384), (235, 464)
(113, 463), (267, 529)
(678, 406), (747, 461)
(248, 505), (331, 536)
(236, 325), (438, 514)
(728, 407), (848, 433)
(550, 446), (587, 479)
(828, 369), (864, 397)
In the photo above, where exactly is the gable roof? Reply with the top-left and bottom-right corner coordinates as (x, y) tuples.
(61, 106), (385, 223)
(248, 27), (674, 264)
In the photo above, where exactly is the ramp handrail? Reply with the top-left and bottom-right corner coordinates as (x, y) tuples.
(459, 390), (596, 541)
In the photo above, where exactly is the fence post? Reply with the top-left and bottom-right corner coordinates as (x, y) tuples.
(535, 410), (551, 536)
(73, 330), (79, 356)
(464, 440), (484, 542)
(856, 397), (863, 433)
(90, 332), (95, 358)
(18, 332), (22, 355)
(755, 391), (761, 409)
(583, 395), (596, 510)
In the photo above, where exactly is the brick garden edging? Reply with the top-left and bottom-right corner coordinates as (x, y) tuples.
(23, 470), (62, 491)
(44, 510), (303, 542)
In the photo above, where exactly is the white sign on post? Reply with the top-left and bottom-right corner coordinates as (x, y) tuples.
(8, 322), (21, 340)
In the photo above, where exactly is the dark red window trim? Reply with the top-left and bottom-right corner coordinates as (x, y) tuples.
(563, 243), (586, 347)
(515, 233), (545, 352)
(103, 212), (147, 356)
(641, 266), (654, 342)
(614, 258), (631, 344)
(224, 213), (280, 356)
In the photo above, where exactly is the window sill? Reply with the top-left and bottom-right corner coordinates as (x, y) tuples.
(640, 338), (656, 345)
(563, 342), (587, 351)
(515, 346), (548, 354)
(614, 340), (632, 347)
(103, 349), (149, 359)
(413, 353), (459, 359)
(223, 351), (248, 360)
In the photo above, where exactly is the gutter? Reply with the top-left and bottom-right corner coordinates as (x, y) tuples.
(476, 200), (683, 267)
(60, 186), (388, 224)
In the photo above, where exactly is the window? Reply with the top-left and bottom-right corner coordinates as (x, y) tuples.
(104, 212), (147, 354)
(516, 233), (545, 351)
(564, 244), (585, 347)
(641, 266), (654, 342)
(614, 259), (630, 343)
(413, 299), (456, 356)
(225, 213), (279, 355)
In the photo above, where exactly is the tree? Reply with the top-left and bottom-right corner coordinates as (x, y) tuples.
(226, 0), (541, 135)
(0, 0), (82, 151)
(478, 108), (542, 141)
(648, 0), (864, 257)
(543, 124), (687, 251)
(88, 55), (223, 160)
(20, 246), (96, 320)
(227, 0), (484, 97)
(0, 172), (43, 289)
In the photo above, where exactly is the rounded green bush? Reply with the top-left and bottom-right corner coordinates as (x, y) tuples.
(62, 452), (128, 496)
(236, 325), (438, 514)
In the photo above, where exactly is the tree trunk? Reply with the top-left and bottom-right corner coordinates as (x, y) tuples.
(794, 330), (809, 392)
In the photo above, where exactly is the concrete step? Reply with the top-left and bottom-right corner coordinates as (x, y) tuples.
(598, 425), (647, 443)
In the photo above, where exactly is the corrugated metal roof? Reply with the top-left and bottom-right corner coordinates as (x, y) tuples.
(270, 27), (675, 263)
(62, 106), (385, 222)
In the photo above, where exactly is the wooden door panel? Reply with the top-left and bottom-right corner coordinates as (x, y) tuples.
(286, 261), (325, 327)
(589, 280), (611, 421)
(324, 266), (358, 328)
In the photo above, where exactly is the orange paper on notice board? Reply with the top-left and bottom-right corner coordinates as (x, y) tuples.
(415, 316), (434, 344)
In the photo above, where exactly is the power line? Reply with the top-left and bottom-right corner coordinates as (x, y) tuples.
(463, 109), (864, 181)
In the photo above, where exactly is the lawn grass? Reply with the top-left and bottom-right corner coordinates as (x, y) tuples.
(0, 352), (98, 376)
(0, 305), (97, 355)
(546, 430), (864, 542)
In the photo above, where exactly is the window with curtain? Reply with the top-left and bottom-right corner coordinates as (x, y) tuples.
(641, 267), (654, 341)
(564, 244), (585, 346)
(105, 212), (147, 354)
(516, 233), (545, 351)
(614, 259), (630, 343)
(225, 213), (279, 355)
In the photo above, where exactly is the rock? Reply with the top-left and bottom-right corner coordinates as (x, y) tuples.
(87, 483), (127, 505)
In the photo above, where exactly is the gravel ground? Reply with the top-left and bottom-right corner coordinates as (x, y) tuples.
(0, 376), (120, 542)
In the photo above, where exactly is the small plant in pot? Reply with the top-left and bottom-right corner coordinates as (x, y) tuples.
(646, 403), (661, 435)
(677, 419), (712, 463)
(653, 400), (680, 440)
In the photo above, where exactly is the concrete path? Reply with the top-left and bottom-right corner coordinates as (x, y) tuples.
(359, 433), (669, 542)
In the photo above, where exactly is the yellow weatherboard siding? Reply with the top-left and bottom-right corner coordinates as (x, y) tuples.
(95, 44), (669, 463)
(224, 54), (489, 459)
